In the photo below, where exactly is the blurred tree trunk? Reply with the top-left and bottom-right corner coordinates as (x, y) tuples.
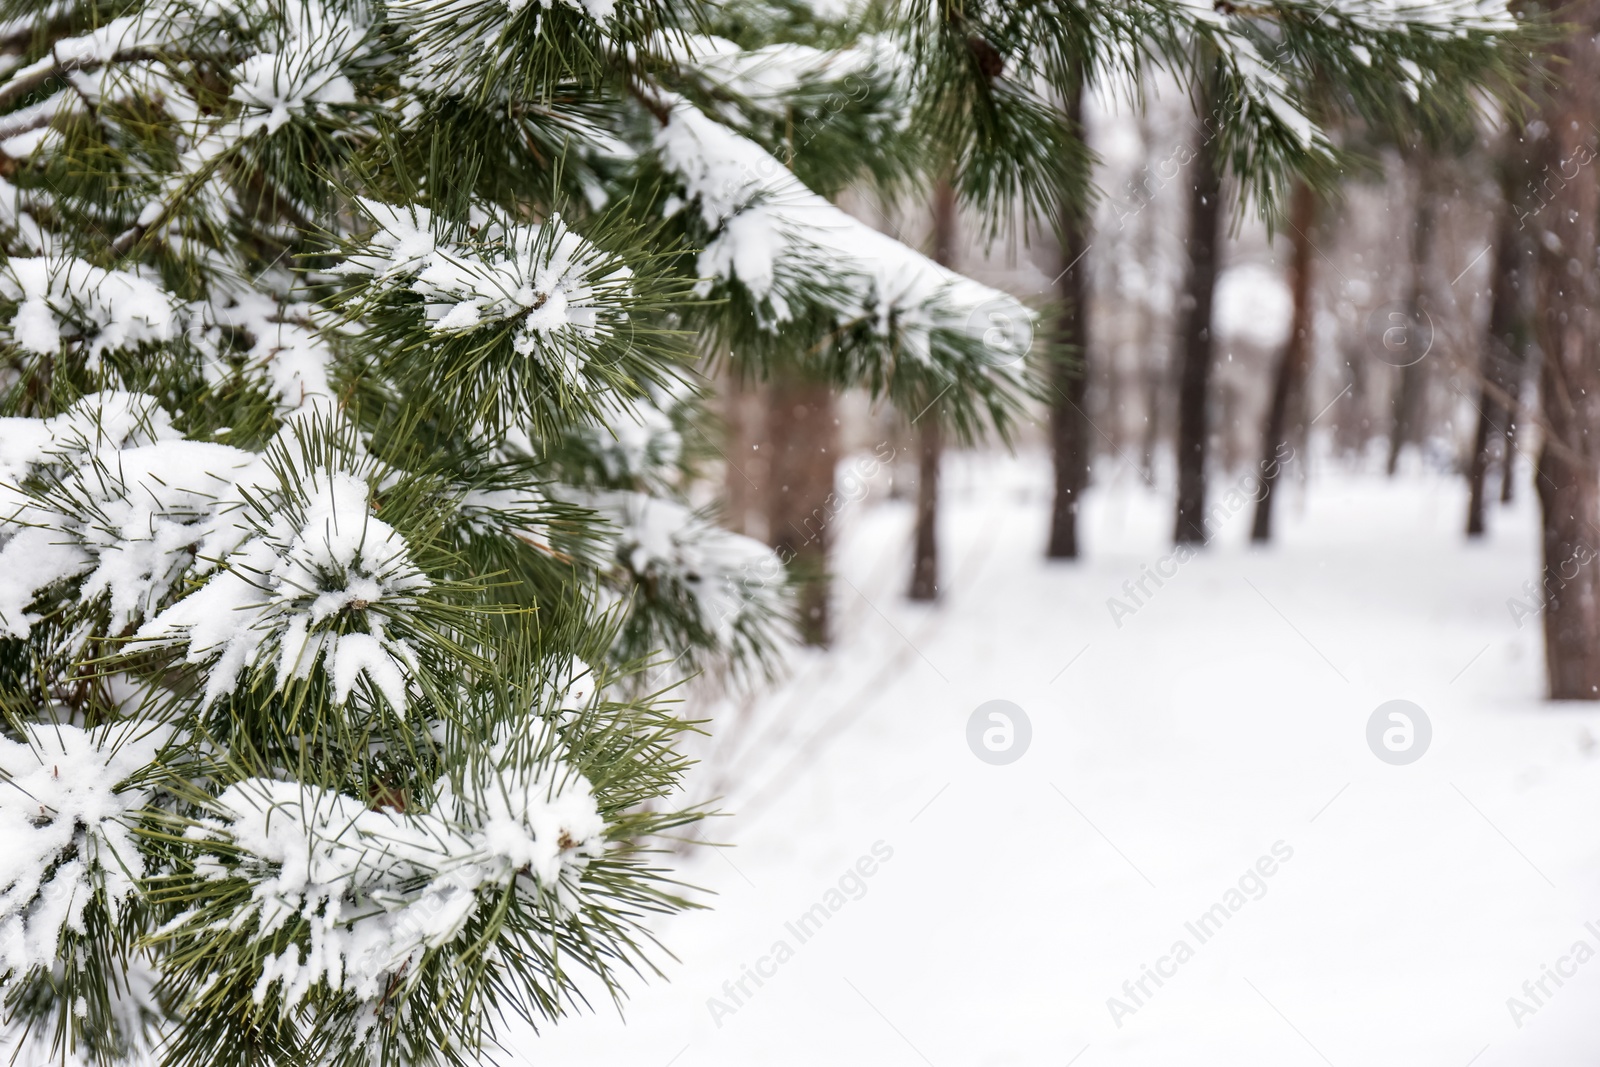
(1531, 2), (1600, 699)
(1174, 63), (1224, 545)
(1466, 161), (1523, 537)
(1048, 75), (1091, 560)
(1337, 335), (1369, 457)
(1137, 109), (1165, 483)
(766, 369), (837, 645)
(1250, 180), (1318, 543)
(909, 180), (958, 600)
(909, 418), (942, 599)
(1500, 334), (1528, 504)
(1386, 158), (1433, 477)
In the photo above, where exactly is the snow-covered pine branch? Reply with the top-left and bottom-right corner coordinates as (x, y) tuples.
(0, 0), (1040, 1060)
(648, 91), (1035, 433)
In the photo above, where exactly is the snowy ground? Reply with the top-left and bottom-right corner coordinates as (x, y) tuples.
(513, 448), (1600, 1067)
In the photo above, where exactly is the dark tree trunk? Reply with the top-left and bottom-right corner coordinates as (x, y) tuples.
(1531, 4), (1600, 699)
(1465, 382), (1504, 537)
(1499, 323), (1530, 505)
(766, 370), (838, 646)
(1386, 160), (1433, 477)
(909, 180), (958, 600)
(1337, 336), (1369, 457)
(1467, 168), (1522, 537)
(1500, 381), (1522, 504)
(908, 418), (942, 600)
(1173, 64), (1224, 546)
(1250, 180), (1318, 543)
(1048, 75), (1092, 560)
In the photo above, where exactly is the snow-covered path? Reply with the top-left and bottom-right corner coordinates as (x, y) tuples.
(517, 452), (1600, 1067)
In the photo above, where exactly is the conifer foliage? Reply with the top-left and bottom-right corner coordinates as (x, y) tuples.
(0, 0), (1035, 1062)
(0, 0), (1526, 1064)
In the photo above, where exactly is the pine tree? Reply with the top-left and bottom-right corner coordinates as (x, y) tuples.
(1174, 54), (1227, 546)
(0, 1), (1034, 1063)
(1046, 71), (1091, 561)
(909, 178), (957, 602)
(1525, 0), (1600, 699)
(1386, 150), (1437, 476)
(1466, 132), (1529, 538)
(1249, 176), (1317, 543)
(764, 367), (837, 644)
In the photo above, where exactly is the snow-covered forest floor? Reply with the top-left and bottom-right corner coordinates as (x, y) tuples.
(516, 447), (1600, 1067)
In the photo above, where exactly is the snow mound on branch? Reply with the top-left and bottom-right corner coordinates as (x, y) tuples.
(526, 0), (615, 16)
(0, 396), (433, 712)
(0, 261), (333, 412)
(341, 200), (631, 371)
(654, 101), (1029, 365)
(0, 256), (178, 364)
(229, 0), (365, 136)
(204, 288), (337, 410)
(586, 489), (788, 645)
(181, 756), (606, 1013)
(0, 723), (167, 978)
(0, 391), (254, 638)
(664, 33), (901, 108)
(139, 469), (430, 709)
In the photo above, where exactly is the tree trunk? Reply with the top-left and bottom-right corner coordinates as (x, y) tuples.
(908, 418), (942, 599)
(1466, 166), (1521, 537)
(1386, 159), (1433, 477)
(1465, 376), (1505, 537)
(766, 370), (838, 646)
(1137, 111), (1165, 483)
(1536, 443), (1600, 698)
(1531, 3), (1600, 699)
(1250, 180), (1318, 543)
(1500, 374), (1522, 504)
(1048, 75), (1092, 560)
(1337, 336), (1369, 457)
(908, 180), (958, 600)
(1499, 316), (1530, 505)
(1173, 63), (1224, 546)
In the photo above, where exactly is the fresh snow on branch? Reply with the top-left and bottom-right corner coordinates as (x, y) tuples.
(580, 487), (791, 657)
(340, 200), (634, 374)
(0, 723), (167, 979)
(139, 467), (429, 709)
(174, 748), (605, 1019)
(655, 99), (1031, 363)
(0, 257), (178, 363)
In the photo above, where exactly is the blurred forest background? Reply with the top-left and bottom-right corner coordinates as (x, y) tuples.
(704, 57), (1565, 683)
